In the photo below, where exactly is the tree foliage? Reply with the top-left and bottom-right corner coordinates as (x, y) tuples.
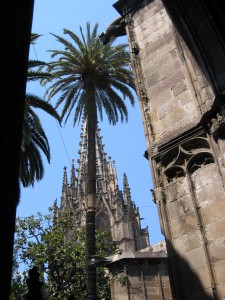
(12, 207), (116, 299)
(42, 22), (135, 126)
(20, 33), (61, 189)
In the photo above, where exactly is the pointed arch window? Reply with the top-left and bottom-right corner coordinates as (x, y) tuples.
(96, 212), (111, 233)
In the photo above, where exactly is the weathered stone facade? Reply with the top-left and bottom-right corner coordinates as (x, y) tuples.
(108, 252), (172, 300)
(112, 0), (225, 299)
(150, 240), (167, 254)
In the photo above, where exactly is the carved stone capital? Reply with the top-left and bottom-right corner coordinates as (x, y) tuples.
(151, 187), (163, 205)
(209, 112), (225, 140)
(149, 143), (158, 156)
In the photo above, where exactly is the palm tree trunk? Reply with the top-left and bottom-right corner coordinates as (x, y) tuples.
(86, 88), (97, 299)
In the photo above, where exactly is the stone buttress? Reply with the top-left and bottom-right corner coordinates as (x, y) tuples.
(112, 0), (225, 298)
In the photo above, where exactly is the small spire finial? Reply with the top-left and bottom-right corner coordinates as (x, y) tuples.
(70, 159), (76, 187)
(123, 173), (131, 205)
(63, 166), (68, 187)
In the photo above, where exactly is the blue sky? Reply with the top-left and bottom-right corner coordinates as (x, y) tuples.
(16, 0), (165, 245)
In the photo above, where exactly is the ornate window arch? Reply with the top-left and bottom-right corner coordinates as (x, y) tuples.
(96, 211), (111, 233)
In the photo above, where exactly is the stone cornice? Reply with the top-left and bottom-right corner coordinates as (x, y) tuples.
(109, 251), (168, 264)
(113, 0), (146, 16)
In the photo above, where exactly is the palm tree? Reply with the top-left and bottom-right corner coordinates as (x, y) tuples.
(20, 34), (61, 189)
(43, 22), (136, 299)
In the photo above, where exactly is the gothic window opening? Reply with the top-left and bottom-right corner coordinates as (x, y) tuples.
(96, 211), (111, 233)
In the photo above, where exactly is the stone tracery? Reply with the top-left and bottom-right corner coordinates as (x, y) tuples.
(156, 136), (214, 182)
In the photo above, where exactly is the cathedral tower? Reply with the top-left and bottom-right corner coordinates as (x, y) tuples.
(56, 120), (173, 299)
(58, 120), (150, 253)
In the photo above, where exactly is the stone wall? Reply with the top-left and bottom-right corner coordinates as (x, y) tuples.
(150, 240), (167, 253)
(126, 0), (214, 148)
(152, 129), (225, 298)
(120, 0), (225, 298)
(108, 252), (173, 300)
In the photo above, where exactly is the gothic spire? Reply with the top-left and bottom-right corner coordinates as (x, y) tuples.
(60, 166), (68, 210)
(96, 126), (108, 182)
(70, 159), (76, 188)
(112, 160), (118, 187)
(58, 120), (150, 253)
(76, 120), (88, 197)
(123, 172), (131, 205)
(62, 166), (68, 193)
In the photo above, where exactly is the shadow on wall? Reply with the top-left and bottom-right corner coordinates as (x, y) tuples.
(166, 240), (214, 300)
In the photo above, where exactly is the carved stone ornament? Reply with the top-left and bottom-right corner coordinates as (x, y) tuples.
(156, 136), (214, 183)
(151, 187), (163, 204)
(209, 111), (225, 140)
(99, 16), (126, 45)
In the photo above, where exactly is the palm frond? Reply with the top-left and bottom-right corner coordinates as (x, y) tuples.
(20, 34), (61, 188)
(45, 22), (136, 126)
